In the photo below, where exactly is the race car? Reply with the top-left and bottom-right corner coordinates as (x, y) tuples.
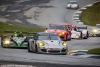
(44, 23), (71, 41)
(67, 1), (79, 9)
(77, 26), (89, 39)
(28, 32), (68, 55)
(1, 30), (33, 48)
(92, 24), (100, 36)
(71, 26), (82, 39)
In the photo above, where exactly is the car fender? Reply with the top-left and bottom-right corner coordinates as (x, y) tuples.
(28, 39), (34, 51)
(82, 30), (88, 35)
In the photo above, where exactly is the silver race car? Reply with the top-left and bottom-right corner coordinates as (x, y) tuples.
(67, 1), (79, 9)
(28, 32), (68, 55)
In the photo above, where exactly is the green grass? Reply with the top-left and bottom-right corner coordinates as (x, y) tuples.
(79, 3), (100, 26)
(0, 22), (45, 36)
(87, 48), (100, 55)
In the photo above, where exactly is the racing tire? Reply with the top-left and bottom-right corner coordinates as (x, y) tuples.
(84, 32), (88, 39)
(62, 53), (67, 55)
(28, 42), (31, 52)
(1, 41), (5, 48)
(80, 32), (82, 39)
(35, 45), (39, 53)
(1, 39), (6, 48)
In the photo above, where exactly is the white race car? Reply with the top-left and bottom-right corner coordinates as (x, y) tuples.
(67, 1), (79, 9)
(71, 27), (82, 39)
(92, 24), (100, 36)
(77, 26), (89, 39)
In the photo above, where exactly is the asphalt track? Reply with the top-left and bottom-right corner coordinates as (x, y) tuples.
(0, 0), (100, 67)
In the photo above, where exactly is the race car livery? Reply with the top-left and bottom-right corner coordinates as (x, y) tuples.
(28, 32), (68, 55)
(45, 24), (72, 41)
(1, 30), (33, 48)
(67, 1), (79, 9)
(77, 26), (89, 39)
(71, 27), (82, 39)
(92, 24), (100, 36)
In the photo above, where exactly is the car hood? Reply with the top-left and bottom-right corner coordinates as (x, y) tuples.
(38, 40), (63, 47)
(46, 29), (65, 34)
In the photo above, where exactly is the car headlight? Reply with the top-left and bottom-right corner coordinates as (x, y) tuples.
(45, 30), (48, 33)
(92, 29), (97, 32)
(4, 40), (10, 44)
(39, 42), (44, 46)
(62, 42), (67, 46)
(58, 32), (65, 37)
(76, 35), (79, 38)
(62, 32), (65, 34)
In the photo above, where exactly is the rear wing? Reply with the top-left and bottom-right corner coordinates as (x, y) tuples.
(4, 30), (37, 34)
(77, 26), (87, 29)
(3, 30), (38, 36)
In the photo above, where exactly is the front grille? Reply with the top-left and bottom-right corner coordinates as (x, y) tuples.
(49, 50), (60, 53)
(62, 49), (66, 52)
(41, 49), (47, 52)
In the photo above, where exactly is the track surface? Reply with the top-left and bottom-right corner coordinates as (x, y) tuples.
(0, 0), (100, 67)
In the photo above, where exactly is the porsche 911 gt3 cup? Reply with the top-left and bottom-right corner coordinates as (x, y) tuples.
(28, 32), (68, 55)
(92, 24), (100, 36)
(67, 1), (79, 9)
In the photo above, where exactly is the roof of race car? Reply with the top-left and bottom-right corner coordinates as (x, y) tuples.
(69, 1), (77, 2)
(37, 32), (57, 36)
(49, 23), (72, 26)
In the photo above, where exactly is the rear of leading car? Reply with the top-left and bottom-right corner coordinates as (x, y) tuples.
(67, 1), (79, 9)
(37, 40), (68, 54)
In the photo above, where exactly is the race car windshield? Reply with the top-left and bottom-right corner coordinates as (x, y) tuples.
(48, 25), (66, 30)
(77, 27), (86, 29)
(48, 26), (58, 29)
(69, 2), (77, 4)
(96, 25), (100, 28)
(72, 28), (77, 31)
(38, 35), (60, 40)
(57, 26), (66, 30)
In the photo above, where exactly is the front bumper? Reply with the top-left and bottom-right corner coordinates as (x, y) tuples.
(2, 42), (27, 48)
(71, 34), (80, 39)
(38, 47), (68, 54)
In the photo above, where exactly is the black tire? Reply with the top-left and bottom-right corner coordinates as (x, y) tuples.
(28, 42), (31, 52)
(62, 53), (66, 55)
(86, 32), (88, 38)
(84, 32), (88, 39)
(1, 41), (5, 48)
(35, 45), (39, 53)
(80, 32), (82, 39)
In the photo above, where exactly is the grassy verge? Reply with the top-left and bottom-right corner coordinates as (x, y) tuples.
(0, 22), (45, 36)
(79, 3), (100, 26)
(87, 48), (100, 55)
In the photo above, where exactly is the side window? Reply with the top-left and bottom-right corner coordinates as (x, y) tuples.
(34, 34), (38, 40)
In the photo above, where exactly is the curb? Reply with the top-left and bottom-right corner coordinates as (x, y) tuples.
(73, 0), (100, 25)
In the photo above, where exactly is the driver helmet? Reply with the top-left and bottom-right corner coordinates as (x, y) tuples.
(20, 32), (22, 34)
